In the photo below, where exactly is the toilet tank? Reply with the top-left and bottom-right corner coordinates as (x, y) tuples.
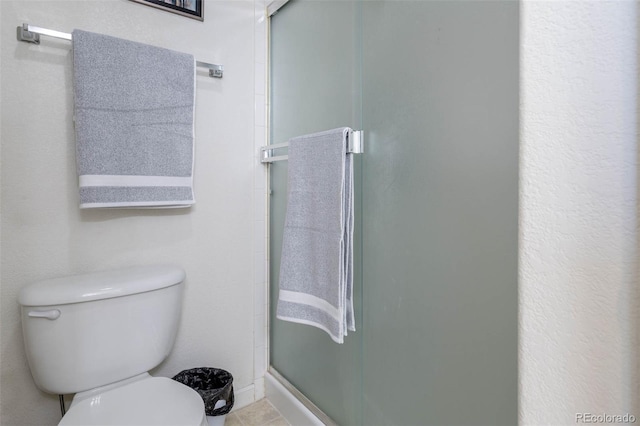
(18, 265), (186, 395)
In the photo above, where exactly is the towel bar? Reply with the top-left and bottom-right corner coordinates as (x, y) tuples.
(260, 130), (364, 163)
(17, 23), (224, 78)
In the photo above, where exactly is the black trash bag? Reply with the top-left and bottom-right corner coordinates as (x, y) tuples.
(172, 368), (234, 416)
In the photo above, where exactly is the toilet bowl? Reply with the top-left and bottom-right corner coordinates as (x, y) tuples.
(59, 374), (206, 426)
(19, 265), (207, 426)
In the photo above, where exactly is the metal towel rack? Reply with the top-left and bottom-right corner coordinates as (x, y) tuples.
(260, 129), (364, 163)
(16, 23), (224, 78)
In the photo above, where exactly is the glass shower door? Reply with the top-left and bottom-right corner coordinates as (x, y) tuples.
(360, 2), (518, 425)
(269, 2), (362, 425)
(269, 1), (518, 424)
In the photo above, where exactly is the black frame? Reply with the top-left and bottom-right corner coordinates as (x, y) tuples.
(130, 0), (203, 21)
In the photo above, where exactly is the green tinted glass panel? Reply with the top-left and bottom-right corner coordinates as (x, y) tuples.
(270, 1), (518, 425)
(360, 2), (518, 424)
(269, 1), (362, 425)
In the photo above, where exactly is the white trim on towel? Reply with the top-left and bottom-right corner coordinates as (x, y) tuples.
(278, 289), (342, 322)
(80, 201), (193, 209)
(275, 315), (343, 344)
(79, 175), (192, 187)
(190, 58), (196, 203)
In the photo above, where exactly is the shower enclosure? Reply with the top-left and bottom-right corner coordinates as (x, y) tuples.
(268, 1), (518, 424)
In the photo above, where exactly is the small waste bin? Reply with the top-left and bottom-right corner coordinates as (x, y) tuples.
(172, 367), (234, 426)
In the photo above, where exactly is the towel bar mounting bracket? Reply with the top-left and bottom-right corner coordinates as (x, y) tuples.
(17, 25), (40, 44)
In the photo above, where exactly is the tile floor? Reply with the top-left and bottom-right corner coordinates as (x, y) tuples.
(226, 399), (291, 426)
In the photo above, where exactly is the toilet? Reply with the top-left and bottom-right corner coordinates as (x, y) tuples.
(18, 265), (208, 426)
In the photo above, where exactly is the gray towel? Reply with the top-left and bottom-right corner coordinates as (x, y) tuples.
(276, 127), (355, 343)
(72, 30), (195, 208)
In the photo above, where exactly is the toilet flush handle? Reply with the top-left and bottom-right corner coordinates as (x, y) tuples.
(28, 309), (61, 320)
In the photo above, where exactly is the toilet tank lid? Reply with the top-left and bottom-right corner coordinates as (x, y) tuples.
(19, 265), (186, 307)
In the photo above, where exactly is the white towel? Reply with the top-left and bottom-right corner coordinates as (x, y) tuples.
(276, 127), (355, 343)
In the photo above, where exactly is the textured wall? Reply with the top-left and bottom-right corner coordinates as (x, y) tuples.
(520, 1), (639, 424)
(0, 1), (256, 425)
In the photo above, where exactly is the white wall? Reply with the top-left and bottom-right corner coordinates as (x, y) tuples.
(0, 1), (258, 425)
(520, 0), (639, 424)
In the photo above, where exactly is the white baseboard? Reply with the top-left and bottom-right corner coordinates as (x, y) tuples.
(232, 384), (256, 411)
(254, 377), (266, 400)
(265, 371), (327, 426)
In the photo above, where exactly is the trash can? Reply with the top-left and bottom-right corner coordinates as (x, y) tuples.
(172, 367), (234, 426)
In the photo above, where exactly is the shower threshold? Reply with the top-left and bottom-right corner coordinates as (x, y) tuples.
(266, 367), (337, 426)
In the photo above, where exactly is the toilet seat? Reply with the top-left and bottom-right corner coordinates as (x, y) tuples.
(58, 377), (207, 426)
